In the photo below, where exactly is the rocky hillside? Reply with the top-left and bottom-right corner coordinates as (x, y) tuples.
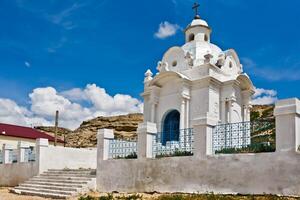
(66, 113), (143, 148)
(35, 105), (274, 148)
(35, 126), (72, 139)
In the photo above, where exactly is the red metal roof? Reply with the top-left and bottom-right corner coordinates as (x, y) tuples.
(0, 123), (64, 143)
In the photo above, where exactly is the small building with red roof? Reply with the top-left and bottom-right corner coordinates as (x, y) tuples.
(0, 123), (64, 148)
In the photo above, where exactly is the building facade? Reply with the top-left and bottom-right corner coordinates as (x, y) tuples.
(142, 14), (255, 145)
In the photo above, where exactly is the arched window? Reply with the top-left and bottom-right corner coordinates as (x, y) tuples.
(162, 110), (180, 145)
(204, 34), (208, 42)
(172, 61), (177, 67)
(188, 34), (195, 42)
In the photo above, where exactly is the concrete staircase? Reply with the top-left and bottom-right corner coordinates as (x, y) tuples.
(11, 169), (96, 199)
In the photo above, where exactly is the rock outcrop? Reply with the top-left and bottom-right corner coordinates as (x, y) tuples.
(66, 113), (143, 148)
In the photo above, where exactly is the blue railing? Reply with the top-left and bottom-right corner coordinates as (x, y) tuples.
(153, 128), (194, 158)
(213, 120), (275, 154)
(213, 122), (251, 152)
(108, 139), (137, 159)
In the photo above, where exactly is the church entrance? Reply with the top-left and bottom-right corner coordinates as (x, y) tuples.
(162, 110), (180, 145)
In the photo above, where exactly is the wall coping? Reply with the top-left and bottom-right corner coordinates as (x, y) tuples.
(137, 122), (157, 134)
(274, 98), (300, 116)
(97, 129), (114, 139)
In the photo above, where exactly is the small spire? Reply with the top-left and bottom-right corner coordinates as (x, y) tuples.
(192, 2), (200, 19)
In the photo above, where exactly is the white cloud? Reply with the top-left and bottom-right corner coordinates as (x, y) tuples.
(25, 61), (31, 67)
(0, 84), (143, 130)
(252, 88), (278, 105)
(154, 21), (180, 39)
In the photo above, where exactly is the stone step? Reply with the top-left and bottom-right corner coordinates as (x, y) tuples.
(47, 169), (94, 172)
(29, 178), (89, 184)
(19, 184), (79, 191)
(23, 181), (84, 188)
(14, 187), (75, 195)
(40, 173), (95, 178)
(12, 189), (69, 199)
(33, 176), (92, 181)
(43, 171), (93, 175)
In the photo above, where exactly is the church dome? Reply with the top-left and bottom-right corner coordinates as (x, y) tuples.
(182, 41), (222, 64)
(186, 18), (209, 29)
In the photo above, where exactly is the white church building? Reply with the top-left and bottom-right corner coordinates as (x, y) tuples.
(142, 11), (255, 148)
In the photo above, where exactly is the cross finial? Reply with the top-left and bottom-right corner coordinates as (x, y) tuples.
(192, 2), (200, 19)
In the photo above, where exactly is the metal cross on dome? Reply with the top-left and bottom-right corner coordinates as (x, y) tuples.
(192, 2), (200, 18)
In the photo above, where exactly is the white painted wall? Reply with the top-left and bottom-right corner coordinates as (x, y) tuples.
(37, 145), (97, 173)
(97, 152), (300, 196)
(0, 162), (38, 186)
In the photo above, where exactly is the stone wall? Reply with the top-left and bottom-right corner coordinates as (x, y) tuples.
(0, 139), (97, 186)
(0, 162), (38, 186)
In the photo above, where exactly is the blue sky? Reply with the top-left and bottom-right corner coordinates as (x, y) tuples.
(0, 0), (299, 129)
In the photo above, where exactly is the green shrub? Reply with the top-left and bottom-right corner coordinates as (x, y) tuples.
(215, 143), (275, 154)
(250, 111), (260, 121)
(116, 152), (138, 159)
(156, 150), (193, 158)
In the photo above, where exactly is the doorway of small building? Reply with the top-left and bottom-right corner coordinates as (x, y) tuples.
(161, 110), (180, 145)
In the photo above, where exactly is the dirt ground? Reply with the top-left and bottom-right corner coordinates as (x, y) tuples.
(1, 187), (299, 200)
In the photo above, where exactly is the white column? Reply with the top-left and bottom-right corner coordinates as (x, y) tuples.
(2, 144), (13, 164)
(192, 118), (218, 158)
(274, 98), (300, 152)
(185, 99), (190, 128)
(97, 129), (114, 161)
(17, 141), (30, 163)
(137, 122), (157, 159)
(180, 99), (186, 129)
(228, 100), (232, 123)
(36, 138), (49, 174)
(221, 100), (226, 123)
(151, 103), (156, 122)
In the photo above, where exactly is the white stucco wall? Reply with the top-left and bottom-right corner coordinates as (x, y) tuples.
(97, 152), (300, 196)
(37, 146), (97, 173)
(0, 162), (38, 186)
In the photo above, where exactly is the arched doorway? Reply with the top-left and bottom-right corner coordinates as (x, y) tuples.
(162, 110), (180, 145)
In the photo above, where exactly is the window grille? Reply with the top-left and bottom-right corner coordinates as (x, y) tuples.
(153, 128), (194, 158)
(108, 139), (137, 159)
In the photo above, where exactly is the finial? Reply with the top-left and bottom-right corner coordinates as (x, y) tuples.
(144, 69), (153, 83)
(145, 69), (153, 78)
(192, 2), (200, 19)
